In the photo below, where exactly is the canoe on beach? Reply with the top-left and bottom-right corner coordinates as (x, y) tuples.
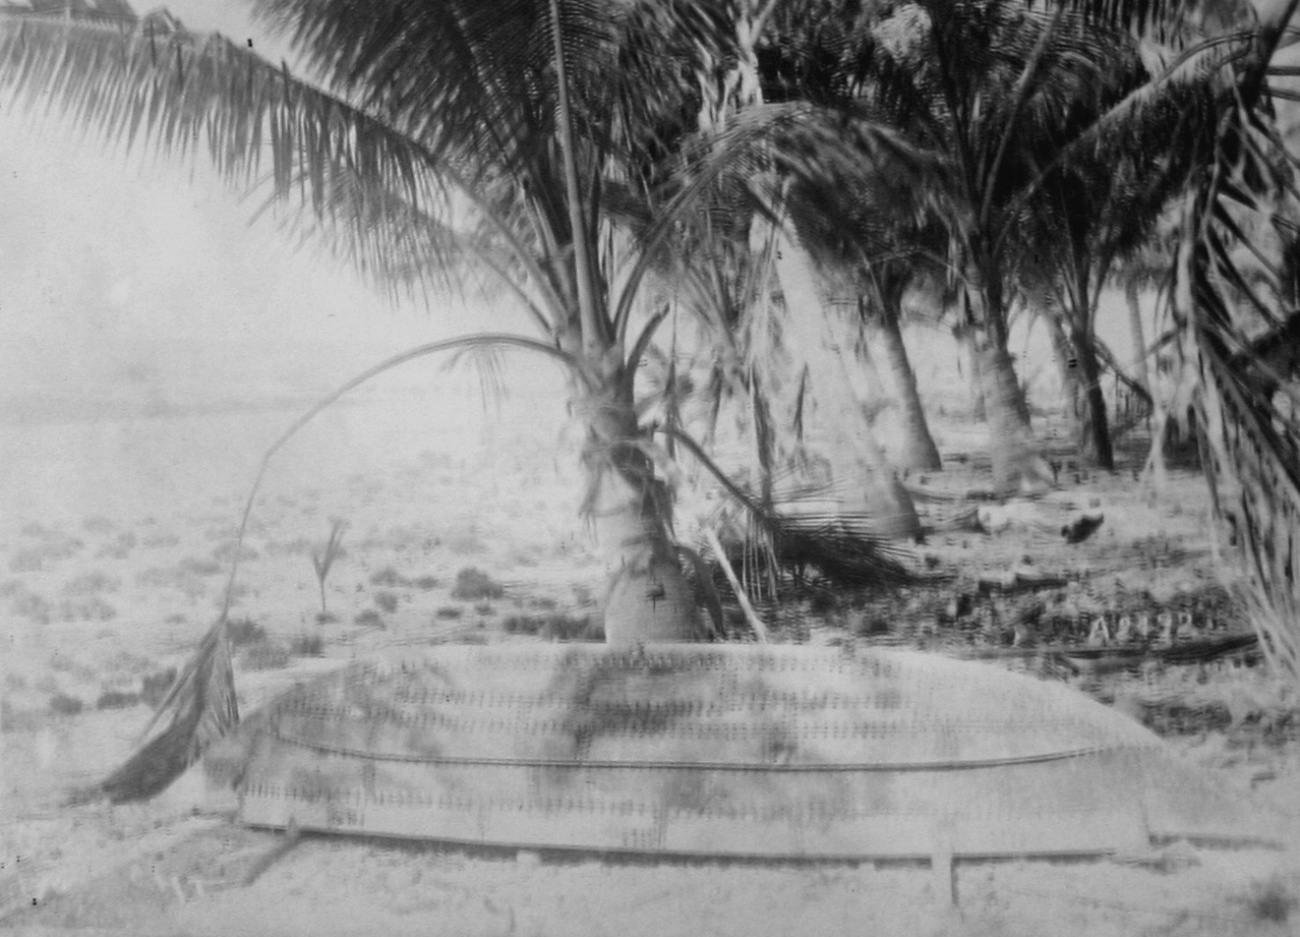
(202, 643), (1283, 860)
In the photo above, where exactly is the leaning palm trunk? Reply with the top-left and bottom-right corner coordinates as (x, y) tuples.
(688, 0), (914, 538)
(876, 301), (943, 471)
(966, 270), (1052, 494)
(975, 336), (1052, 494)
(845, 317), (894, 427)
(965, 331), (988, 421)
(773, 227), (921, 538)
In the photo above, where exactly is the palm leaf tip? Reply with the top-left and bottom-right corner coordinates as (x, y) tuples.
(95, 616), (238, 804)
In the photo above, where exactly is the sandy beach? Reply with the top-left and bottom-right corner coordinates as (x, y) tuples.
(0, 366), (1296, 936)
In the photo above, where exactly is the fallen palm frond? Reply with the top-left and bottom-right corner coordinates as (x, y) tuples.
(87, 334), (580, 804)
(754, 511), (920, 587)
(95, 612), (236, 803)
(660, 425), (929, 628)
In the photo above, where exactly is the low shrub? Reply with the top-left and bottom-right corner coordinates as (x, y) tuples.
(96, 690), (140, 710)
(179, 556), (223, 577)
(289, 633), (325, 657)
(12, 592), (52, 625)
(49, 693), (84, 716)
(63, 572), (122, 596)
(1242, 876), (1296, 923)
(241, 639), (290, 671)
(451, 567), (504, 601)
(9, 550), (44, 573)
(354, 609), (385, 629)
(502, 613), (599, 641)
(140, 667), (178, 708)
(369, 566), (404, 587)
(227, 617), (267, 646)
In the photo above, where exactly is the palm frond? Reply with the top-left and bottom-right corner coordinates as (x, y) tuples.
(660, 424), (922, 602)
(87, 332), (582, 802)
(0, 7), (523, 300)
(1196, 295), (1300, 677)
(1057, 0), (1250, 43)
(620, 97), (943, 332)
(1161, 0), (1300, 683)
(0, 0), (736, 332)
(98, 613), (236, 803)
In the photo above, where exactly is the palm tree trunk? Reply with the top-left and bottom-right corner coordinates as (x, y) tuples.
(1125, 280), (1150, 393)
(966, 269), (1052, 495)
(577, 369), (699, 646)
(1045, 310), (1114, 468)
(953, 323), (987, 421)
(773, 228), (921, 538)
(876, 301), (942, 470)
(1072, 325), (1115, 470)
(855, 339), (894, 426)
(968, 336), (987, 422)
(975, 337), (1051, 493)
(1045, 310), (1082, 423)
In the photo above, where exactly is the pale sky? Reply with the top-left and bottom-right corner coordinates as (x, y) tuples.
(0, 0), (549, 410)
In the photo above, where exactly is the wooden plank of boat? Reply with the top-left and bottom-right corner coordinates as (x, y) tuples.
(201, 644), (1281, 859)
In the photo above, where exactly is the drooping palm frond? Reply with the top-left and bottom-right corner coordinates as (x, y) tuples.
(84, 332), (584, 802)
(97, 611), (236, 803)
(1147, 0), (1300, 682)
(1180, 126), (1300, 679)
(0, 0), (762, 793)
(1197, 314), (1300, 677)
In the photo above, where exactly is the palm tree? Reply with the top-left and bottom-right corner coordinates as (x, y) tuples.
(779, 175), (947, 471)
(1011, 69), (1212, 470)
(713, 0), (1300, 678)
(1112, 231), (1181, 397)
(689, 0), (924, 540)
(733, 0), (1143, 494)
(0, 0), (749, 649)
(0, 2), (767, 799)
(861, 269), (946, 471)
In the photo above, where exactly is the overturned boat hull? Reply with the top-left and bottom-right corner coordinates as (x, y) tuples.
(202, 644), (1280, 859)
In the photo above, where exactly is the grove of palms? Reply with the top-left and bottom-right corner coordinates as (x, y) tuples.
(3, 0), (1300, 789)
